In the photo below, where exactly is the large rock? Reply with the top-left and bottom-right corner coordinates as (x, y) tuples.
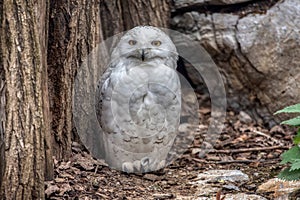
(174, 0), (254, 8)
(172, 0), (300, 126)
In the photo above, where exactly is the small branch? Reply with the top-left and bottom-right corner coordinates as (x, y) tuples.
(152, 193), (175, 199)
(214, 160), (257, 164)
(192, 158), (256, 164)
(198, 159), (280, 165)
(252, 130), (283, 145)
(207, 145), (288, 154)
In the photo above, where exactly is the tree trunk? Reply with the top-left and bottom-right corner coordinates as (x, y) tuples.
(39, 0), (54, 182)
(47, 0), (103, 161)
(100, 0), (170, 39)
(0, 0), (47, 198)
(0, 68), (4, 189)
(0, 0), (5, 187)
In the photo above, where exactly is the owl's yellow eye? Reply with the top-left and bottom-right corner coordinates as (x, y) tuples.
(128, 40), (137, 45)
(151, 40), (162, 46)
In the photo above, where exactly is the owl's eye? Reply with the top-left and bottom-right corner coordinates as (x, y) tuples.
(151, 40), (162, 46)
(128, 40), (137, 45)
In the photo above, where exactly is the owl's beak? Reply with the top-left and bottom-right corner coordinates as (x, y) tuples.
(141, 49), (145, 61)
(137, 49), (149, 61)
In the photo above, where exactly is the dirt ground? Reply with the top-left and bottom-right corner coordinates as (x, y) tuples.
(45, 94), (295, 199)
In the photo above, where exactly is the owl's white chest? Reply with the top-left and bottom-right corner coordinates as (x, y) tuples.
(100, 61), (181, 138)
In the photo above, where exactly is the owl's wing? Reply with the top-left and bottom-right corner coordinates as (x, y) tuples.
(95, 62), (115, 131)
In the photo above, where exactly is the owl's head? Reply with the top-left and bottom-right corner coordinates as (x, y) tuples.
(111, 26), (178, 68)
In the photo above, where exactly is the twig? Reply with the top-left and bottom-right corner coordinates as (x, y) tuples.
(207, 145), (288, 154)
(152, 193), (175, 199)
(192, 158), (255, 164)
(94, 164), (99, 175)
(216, 190), (225, 200)
(193, 158), (281, 164)
(96, 193), (110, 199)
(252, 130), (283, 145)
(214, 160), (257, 164)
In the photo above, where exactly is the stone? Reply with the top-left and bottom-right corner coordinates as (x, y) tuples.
(174, 0), (254, 9)
(238, 111), (253, 124)
(185, 170), (270, 199)
(178, 123), (192, 132)
(197, 169), (249, 183)
(258, 178), (300, 199)
(236, 0), (300, 118)
(222, 184), (240, 191)
(224, 193), (267, 200)
(172, 0), (299, 125)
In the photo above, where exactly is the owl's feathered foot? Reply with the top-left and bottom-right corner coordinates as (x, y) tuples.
(121, 157), (166, 173)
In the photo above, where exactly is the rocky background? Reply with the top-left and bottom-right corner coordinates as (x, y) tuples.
(171, 0), (300, 127)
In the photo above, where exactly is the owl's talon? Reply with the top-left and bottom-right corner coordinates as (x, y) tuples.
(133, 160), (141, 172)
(157, 160), (166, 170)
(141, 157), (150, 167)
(122, 162), (134, 173)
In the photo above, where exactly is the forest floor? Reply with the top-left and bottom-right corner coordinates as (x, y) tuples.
(45, 95), (295, 200)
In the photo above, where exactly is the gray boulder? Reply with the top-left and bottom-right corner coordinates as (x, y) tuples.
(172, 0), (300, 126)
(174, 0), (254, 8)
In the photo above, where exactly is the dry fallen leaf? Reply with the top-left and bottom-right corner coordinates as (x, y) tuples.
(45, 185), (60, 198)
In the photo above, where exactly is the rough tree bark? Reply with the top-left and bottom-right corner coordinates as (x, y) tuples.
(0, 59), (4, 189)
(39, 0), (53, 182)
(0, 0), (48, 198)
(100, 0), (170, 39)
(0, 0), (5, 187)
(47, 0), (103, 161)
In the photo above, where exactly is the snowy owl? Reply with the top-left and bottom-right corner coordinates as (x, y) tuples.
(95, 26), (181, 173)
